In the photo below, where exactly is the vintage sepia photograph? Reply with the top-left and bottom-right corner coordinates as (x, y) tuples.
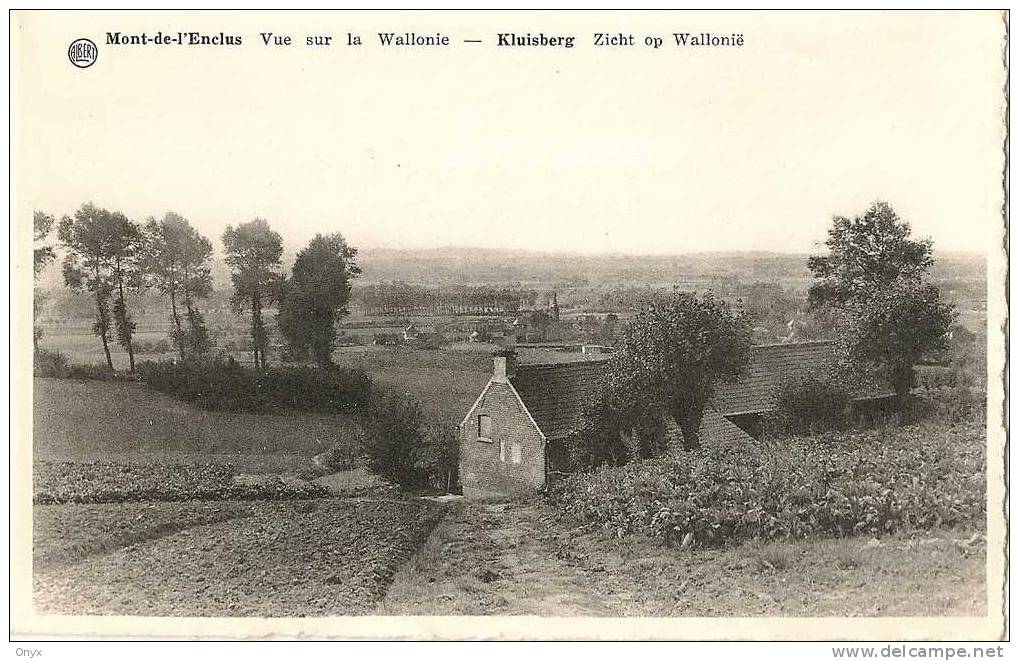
(9, 9), (1008, 643)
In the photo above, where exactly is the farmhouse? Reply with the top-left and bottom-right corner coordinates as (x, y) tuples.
(458, 341), (889, 500)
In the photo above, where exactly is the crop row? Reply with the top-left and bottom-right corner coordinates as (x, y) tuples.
(34, 461), (327, 504)
(546, 421), (986, 547)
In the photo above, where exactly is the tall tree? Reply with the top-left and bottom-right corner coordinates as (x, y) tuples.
(142, 213), (215, 359)
(808, 201), (953, 408)
(180, 225), (214, 355)
(106, 211), (144, 372)
(833, 281), (954, 403)
(807, 201), (934, 309)
(33, 211), (56, 349)
(142, 215), (186, 358)
(580, 291), (752, 464)
(34, 211), (56, 274)
(58, 203), (116, 370)
(278, 232), (360, 367)
(222, 218), (283, 369)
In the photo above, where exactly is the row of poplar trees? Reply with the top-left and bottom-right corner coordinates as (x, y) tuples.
(39, 202), (360, 372)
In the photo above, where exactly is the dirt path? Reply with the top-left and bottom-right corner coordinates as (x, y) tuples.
(457, 503), (645, 616)
(381, 500), (988, 617)
(379, 501), (669, 616)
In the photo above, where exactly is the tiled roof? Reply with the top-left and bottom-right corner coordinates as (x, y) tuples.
(664, 407), (755, 447)
(505, 341), (890, 439)
(711, 341), (835, 414)
(698, 405), (756, 445)
(510, 358), (609, 440)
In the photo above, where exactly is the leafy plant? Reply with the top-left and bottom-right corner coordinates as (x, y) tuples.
(547, 422), (985, 548)
(807, 201), (934, 308)
(773, 374), (851, 434)
(33, 211), (56, 349)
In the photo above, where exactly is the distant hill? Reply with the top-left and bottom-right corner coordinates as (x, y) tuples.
(354, 247), (817, 287)
(353, 246), (985, 288)
(34, 244), (985, 299)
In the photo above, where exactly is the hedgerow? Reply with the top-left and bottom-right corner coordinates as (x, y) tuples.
(34, 349), (139, 382)
(546, 422), (985, 547)
(138, 358), (371, 414)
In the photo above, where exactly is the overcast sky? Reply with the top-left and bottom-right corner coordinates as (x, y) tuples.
(14, 10), (1005, 257)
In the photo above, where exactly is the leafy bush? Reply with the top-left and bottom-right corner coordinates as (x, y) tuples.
(34, 348), (70, 378)
(313, 442), (364, 474)
(913, 362), (986, 424)
(773, 375), (851, 434)
(33, 460), (327, 504)
(34, 350), (141, 382)
(415, 423), (459, 491)
(67, 363), (141, 382)
(547, 422), (985, 548)
(133, 338), (173, 354)
(139, 357), (371, 414)
(360, 387), (426, 487)
(357, 387), (459, 490)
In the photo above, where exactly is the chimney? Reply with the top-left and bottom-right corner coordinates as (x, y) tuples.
(492, 349), (516, 382)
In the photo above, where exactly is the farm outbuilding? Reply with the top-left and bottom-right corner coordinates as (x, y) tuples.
(457, 341), (891, 500)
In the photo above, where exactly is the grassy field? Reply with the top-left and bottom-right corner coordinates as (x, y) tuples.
(33, 378), (363, 472)
(331, 348), (492, 426)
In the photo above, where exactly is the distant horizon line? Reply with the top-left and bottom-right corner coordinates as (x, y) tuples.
(349, 244), (987, 260)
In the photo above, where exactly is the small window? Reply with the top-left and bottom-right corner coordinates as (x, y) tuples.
(477, 415), (492, 440)
(499, 439), (506, 462)
(511, 443), (522, 465)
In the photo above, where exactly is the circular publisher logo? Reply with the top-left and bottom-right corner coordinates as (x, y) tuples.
(68, 38), (97, 68)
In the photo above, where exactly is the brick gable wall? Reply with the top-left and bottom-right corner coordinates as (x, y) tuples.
(458, 381), (546, 500)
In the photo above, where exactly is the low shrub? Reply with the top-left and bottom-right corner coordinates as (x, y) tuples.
(773, 375), (851, 434)
(34, 348), (70, 378)
(133, 338), (172, 355)
(914, 365), (986, 424)
(313, 442), (364, 474)
(360, 387), (426, 487)
(357, 386), (459, 490)
(139, 357), (371, 414)
(33, 460), (327, 504)
(34, 349), (141, 382)
(546, 422), (985, 548)
(415, 423), (459, 492)
(66, 363), (140, 382)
